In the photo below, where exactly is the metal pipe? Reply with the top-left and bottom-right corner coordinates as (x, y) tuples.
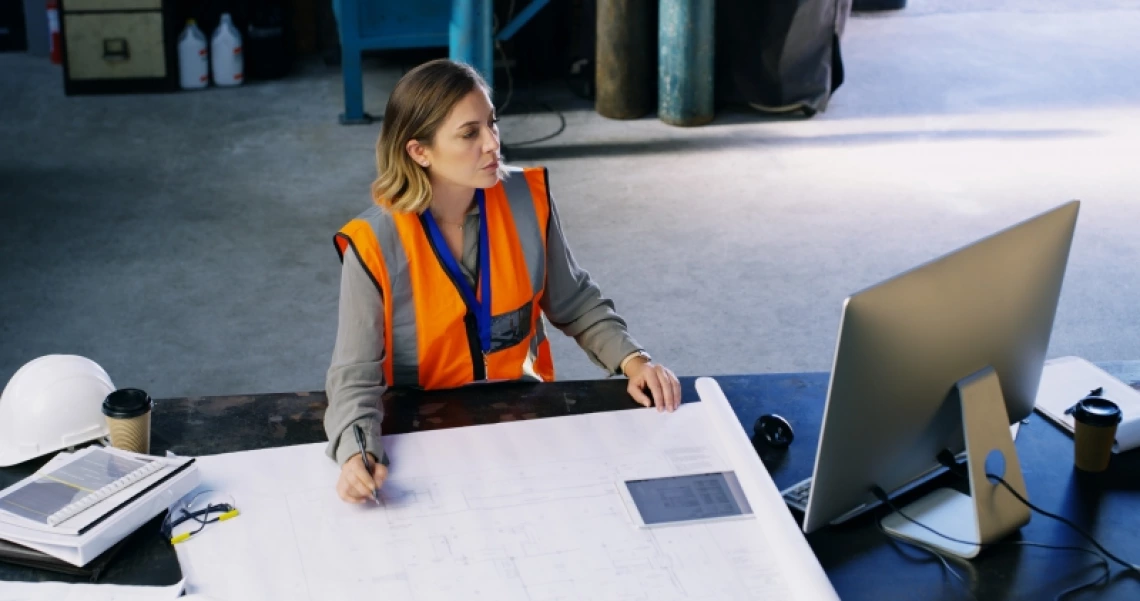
(658, 0), (715, 126)
(596, 0), (653, 120)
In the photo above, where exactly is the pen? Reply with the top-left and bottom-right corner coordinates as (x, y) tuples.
(353, 423), (382, 504)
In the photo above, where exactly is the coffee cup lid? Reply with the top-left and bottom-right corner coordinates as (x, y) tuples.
(1072, 396), (1122, 427)
(102, 388), (154, 419)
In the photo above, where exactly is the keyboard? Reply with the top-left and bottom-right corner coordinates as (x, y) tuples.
(777, 422), (1022, 515)
(780, 477), (813, 512)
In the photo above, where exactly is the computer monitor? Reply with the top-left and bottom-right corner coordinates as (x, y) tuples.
(801, 201), (1080, 557)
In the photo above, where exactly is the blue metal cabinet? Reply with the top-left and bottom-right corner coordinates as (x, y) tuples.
(332, 0), (451, 123)
(333, 0), (549, 124)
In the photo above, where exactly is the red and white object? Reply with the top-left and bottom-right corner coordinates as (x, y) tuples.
(177, 19), (209, 89)
(46, 0), (61, 65)
(209, 13), (243, 87)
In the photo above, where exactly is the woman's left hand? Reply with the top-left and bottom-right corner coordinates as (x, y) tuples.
(625, 358), (681, 413)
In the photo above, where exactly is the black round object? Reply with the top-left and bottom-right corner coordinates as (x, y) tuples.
(1072, 396), (1122, 428)
(102, 388), (153, 419)
(754, 414), (794, 449)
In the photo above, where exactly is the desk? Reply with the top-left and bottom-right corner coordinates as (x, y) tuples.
(3, 371), (1138, 599)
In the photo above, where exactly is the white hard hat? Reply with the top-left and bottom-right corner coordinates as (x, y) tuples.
(0, 355), (115, 466)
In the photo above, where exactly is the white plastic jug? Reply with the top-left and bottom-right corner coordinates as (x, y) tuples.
(210, 13), (243, 87)
(177, 20), (208, 90)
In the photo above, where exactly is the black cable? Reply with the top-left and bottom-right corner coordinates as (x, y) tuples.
(986, 474), (1140, 574)
(1035, 545), (1112, 601)
(1004, 541), (1110, 601)
(870, 486), (1114, 601)
(874, 516), (972, 594)
(1056, 577), (1107, 601)
(933, 450), (1140, 575)
(491, 2), (516, 115)
(870, 486), (995, 550)
(490, 11), (568, 151)
(502, 104), (567, 147)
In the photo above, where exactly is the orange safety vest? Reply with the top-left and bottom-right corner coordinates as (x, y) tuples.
(333, 167), (556, 390)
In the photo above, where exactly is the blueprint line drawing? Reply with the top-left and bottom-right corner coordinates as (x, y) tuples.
(175, 379), (838, 600)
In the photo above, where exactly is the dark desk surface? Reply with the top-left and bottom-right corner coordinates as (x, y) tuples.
(3, 371), (1139, 599)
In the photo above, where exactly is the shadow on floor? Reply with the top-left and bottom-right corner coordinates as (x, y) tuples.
(504, 127), (1097, 161)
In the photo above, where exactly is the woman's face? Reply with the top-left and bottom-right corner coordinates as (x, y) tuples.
(416, 89), (501, 192)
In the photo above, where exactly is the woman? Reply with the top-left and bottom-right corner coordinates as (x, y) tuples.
(325, 59), (681, 504)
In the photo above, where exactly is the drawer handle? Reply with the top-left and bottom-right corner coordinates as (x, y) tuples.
(103, 38), (130, 62)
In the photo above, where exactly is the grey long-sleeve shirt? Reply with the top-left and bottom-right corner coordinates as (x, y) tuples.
(324, 196), (643, 465)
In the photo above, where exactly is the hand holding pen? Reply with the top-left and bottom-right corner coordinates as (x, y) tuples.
(335, 423), (388, 504)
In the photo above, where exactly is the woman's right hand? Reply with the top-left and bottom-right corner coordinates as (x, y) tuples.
(336, 452), (389, 503)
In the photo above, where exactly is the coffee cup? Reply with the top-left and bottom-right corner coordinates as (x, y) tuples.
(1071, 395), (1122, 472)
(102, 388), (154, 454)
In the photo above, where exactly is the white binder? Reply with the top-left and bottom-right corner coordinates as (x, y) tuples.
(0, 446), (199, 566)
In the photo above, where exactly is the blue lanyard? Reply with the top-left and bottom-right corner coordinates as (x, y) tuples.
(422, 190), (492, 356)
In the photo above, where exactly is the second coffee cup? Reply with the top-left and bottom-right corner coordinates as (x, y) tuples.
(1072, 395), (1122, 472)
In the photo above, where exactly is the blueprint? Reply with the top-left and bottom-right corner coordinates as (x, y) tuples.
(175, 378), (837, 600)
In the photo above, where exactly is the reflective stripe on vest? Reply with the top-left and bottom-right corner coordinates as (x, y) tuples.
(333, 167), (554, 389)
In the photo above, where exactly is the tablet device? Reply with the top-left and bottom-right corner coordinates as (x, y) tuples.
(616, 471), (754, 528)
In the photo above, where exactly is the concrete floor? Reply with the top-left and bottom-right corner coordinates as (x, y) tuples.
(2, 0), (1138, 399)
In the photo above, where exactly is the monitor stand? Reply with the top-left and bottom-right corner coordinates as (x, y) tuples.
(880, 366), (1031, 559)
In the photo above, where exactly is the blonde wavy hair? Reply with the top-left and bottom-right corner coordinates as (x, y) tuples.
(372, 59), (499, 214)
